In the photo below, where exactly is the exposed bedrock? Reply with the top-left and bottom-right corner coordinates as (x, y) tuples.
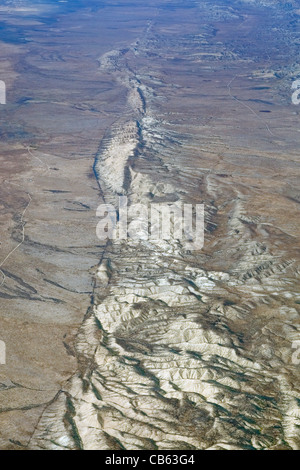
(30, 26), (300, 449)
(1, 0), (299, 451)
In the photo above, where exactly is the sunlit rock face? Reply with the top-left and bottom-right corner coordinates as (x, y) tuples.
(0, 0), (300, 450)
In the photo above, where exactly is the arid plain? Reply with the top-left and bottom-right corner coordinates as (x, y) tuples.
(0, 0), (300, 450)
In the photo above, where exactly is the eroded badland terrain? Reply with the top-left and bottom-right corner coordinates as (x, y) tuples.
(0, 0), (300, 450)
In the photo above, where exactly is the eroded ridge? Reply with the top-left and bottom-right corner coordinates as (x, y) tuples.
(29, 5), (300, 451)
